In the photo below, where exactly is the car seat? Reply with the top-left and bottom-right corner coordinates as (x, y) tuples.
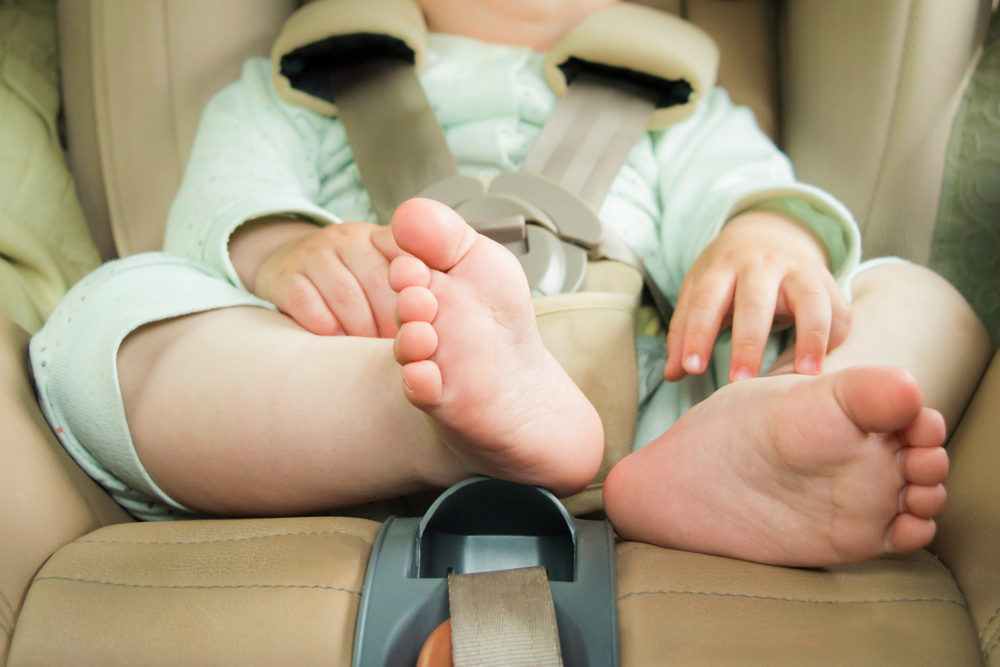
(3, 0), (999, 664)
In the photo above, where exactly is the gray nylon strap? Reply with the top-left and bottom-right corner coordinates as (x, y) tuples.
(521, 72), (674, 321)
(328, 57), (460, 225)
(328, 52), (674, 321)
(448, 567), (564, 667)
(521, 72), (659, 212)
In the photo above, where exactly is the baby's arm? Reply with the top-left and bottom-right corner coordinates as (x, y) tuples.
(663, 209), (851, 382)
(649, 89), (860, 382)
(164, 58), (406, 337)
(164, 58), (345, 291)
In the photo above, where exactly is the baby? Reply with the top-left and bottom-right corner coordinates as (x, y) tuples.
(31, 0), (991, 568)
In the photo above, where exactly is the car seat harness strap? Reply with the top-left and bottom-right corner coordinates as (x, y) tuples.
(272, 0), (717, 316)
(326, 56), (460, 227)
(269, 4), (720, 662)
(447, 566), (564, 666)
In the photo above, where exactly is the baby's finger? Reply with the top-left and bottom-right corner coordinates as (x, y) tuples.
(729, 268), (781, 381)
(677, 273), (734, 376)
(273, 272), (343, 336)
(309, 254), (380, 338)
(827, 287), (852, 352)
(340, 242), (399, 338)
(371, 223), (407, 261)
(664, 298), (689, 381)
(783, 273), (833, 374)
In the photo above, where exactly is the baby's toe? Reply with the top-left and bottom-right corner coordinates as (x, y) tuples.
(397, 285), (438, 323)
(394, 321), (438, 364)
(900, 446), (949, 485)
(900, 407), (947, 448)
(401, 359), (443, 406)
(389, 255), (432, 292)
(391, 199), (478, 272)
(885, 513), (937, 555)
(903, 484), (947, 519)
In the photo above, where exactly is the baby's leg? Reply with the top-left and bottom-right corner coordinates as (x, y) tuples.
(117, 308), (472, 515)
(118, 200), (605, 515)
(387, 198), (604, 497)
(781, 261), (993, 431)
(604, 262), (992, 567)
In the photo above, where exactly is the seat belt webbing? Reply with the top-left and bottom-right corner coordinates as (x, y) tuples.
(521, 72), (658, 213)
(520, 72), (675, 319)
(330, 59), (658, 234)
(328, 57), (460, 225)
(447, 566), (564, 667)
(328, 50), (674, 321)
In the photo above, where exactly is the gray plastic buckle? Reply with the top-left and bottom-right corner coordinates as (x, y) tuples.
(420, 174), (603, 297)
(352, 477), (619, 666)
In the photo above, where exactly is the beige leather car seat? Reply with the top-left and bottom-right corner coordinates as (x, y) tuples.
(3, 0), (999, 664)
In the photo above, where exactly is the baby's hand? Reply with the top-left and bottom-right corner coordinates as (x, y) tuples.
(664, 210), (851, 382)
(248, 221), (406, 337)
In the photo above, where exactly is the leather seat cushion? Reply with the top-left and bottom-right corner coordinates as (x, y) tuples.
(8, 514), (984, 666)
(8, 517), (380, 665)
(616, 543), (982, 665)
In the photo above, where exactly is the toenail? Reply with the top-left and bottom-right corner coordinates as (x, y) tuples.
(884, 532), (896, 555)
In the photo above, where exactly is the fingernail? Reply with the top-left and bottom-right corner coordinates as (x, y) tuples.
(683, 353), (703, 374)
(798, 355), (819, 374)
(731, 367), (753, 382)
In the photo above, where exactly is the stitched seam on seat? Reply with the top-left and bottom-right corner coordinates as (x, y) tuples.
(33, 576), (362, 595)
(72, 529), (375, 547)
(933, 552), (974, 609)
(618, 589), (966, 609)
(162, 0), (182, 186)
(0, 590), (14, 620)
(982, 604), (1000, 660)
(879, 553), (952, 574)
(982, 603), (1000, 638)
(985, 635), (999, 661)
(862, 0), (914, 231)
(616, 544), (648, 556)
(0, 590), (14, 637)
(616, 544), (953, 572)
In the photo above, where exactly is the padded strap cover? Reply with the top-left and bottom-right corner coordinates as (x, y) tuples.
(271, 0), (427, 116)
(272, 0), (716, 129)
(545, 3), (718, 129)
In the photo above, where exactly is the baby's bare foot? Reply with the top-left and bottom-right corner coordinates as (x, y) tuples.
(388, 198), (603, 497)
(604, 366), (948, 567)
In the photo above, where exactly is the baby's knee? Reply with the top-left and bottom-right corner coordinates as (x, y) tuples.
(855, 263), (978, 319)
(853, 261), (992, 360)
(852, 261), (948, 296)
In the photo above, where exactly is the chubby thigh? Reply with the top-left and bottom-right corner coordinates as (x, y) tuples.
(28, 251), (780, 520)
(31, 251), (484, 518)
(29, 253), (275, 520)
